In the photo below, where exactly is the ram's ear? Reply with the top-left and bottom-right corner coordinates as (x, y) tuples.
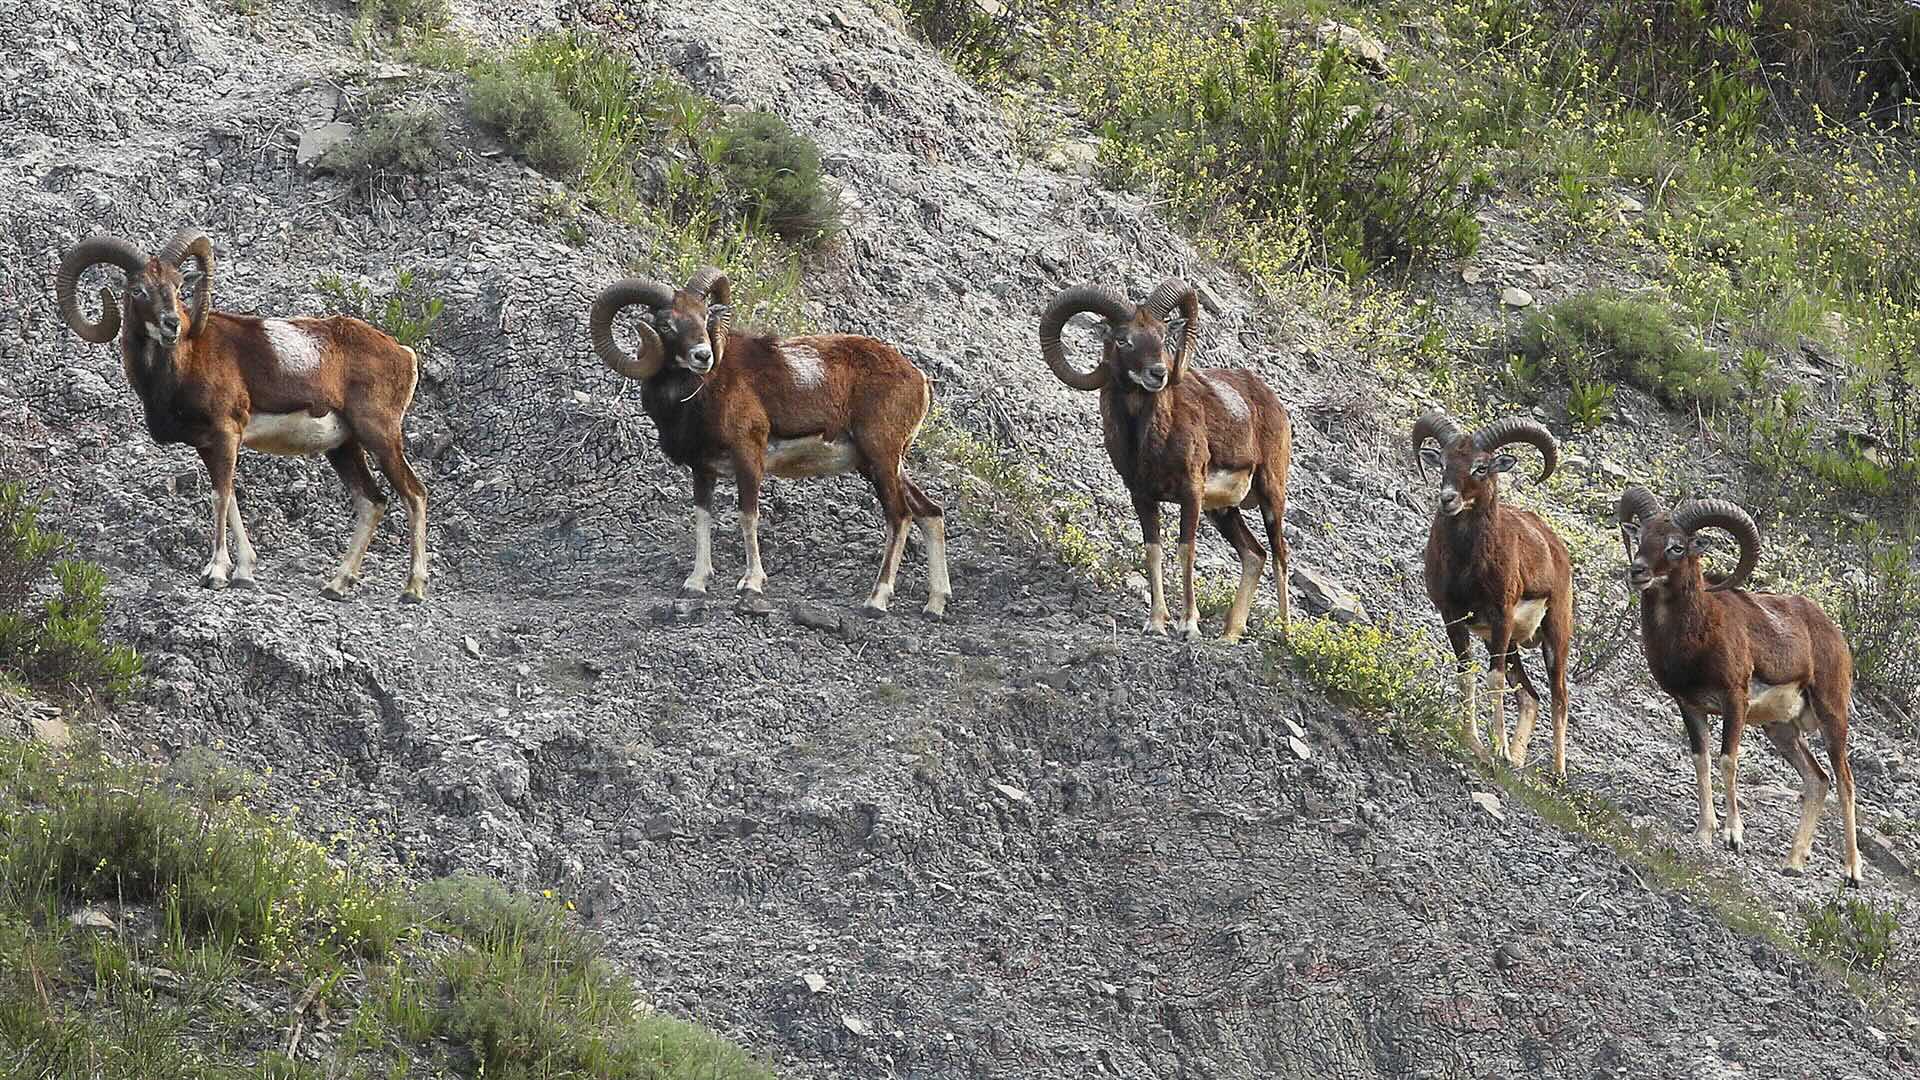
(1620, 521), (1641, 544)
(1418, 446), (1443, 472)
(1492, 452), (1519, 474)
(706, 303), (731, 332)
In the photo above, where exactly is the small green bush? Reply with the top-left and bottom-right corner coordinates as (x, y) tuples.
(1515, 291), (1731, 408)
(357, 0), (450, 41)
(716, 110), (840, 243)
(322, 107), (450, 183)
(1280, 618), (1448, 734)
(470, 58), (591, 176)
(317, 268), (447, 350)
(1833, 518), (1920, 718)
(0, 484), (138, 703)
(894, 0), (1027, 83)
(1804, 893), (1901, 974)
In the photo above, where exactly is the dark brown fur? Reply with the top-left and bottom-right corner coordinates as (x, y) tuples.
(1624, 511), (1861, 884)
(1421, 435), (1573, 776)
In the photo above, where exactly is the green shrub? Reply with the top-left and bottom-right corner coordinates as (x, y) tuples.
(894, 0), (1028, 83)
(317, 268), (446, 351)
(1566, 379), (1615, 428)
(0, 484), (138, 703)
(715, 110), (840, 244)
(321, 107), (450, 183)
(357, 0), (450, 41)
(1832, 518), (1920, 718)
(1063, 11), (1479, 276)
(1804, 893), (1901, 974)
(470, 58), (592, 176)
(1516, 291), (1731, 408)
(1279, 618), (1448, 734)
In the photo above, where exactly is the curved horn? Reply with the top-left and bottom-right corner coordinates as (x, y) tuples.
(54, 235), (146, 343)
(589, 277), (676, 381)
(157, 228), (214, 337)
(1473, 417), (1559, 482)
(1037, 286), (1130, 391)
(1671, 498), (1760, 592)
(1616, 486), (1665, 528)
(1142, 277), (1200, 382)
(1410, 411), (1464, 481)
(1616, 485), (1666, 560)
(684, 266), (731, 305)
(685, 267), (732, 368)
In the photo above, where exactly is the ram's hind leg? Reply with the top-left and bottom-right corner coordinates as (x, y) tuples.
(363, 434), (429, 604)
(903, 476), (949, 619)
(860, 465), (913, 618)
(1810, 687), (1864, 886)
(1256, 473), (1289, 634)
(1762, 722), (1829, 875)
(1543, 597), (1572, 781)
(322, 443), (387, 601)
(1502, 646), (1544, 768)
(1207, 509), (1266, 644)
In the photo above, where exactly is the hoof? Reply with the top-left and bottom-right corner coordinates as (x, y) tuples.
(1843, 872), (1863, 890)
(677, 585), (709, 601)
(1177, 623), (1202, 641)
(1780, 863), (1806, 878)
(920, 604), (948, 623)
(321, 584), (349, 602)
(200, 573), (230, 591)
(735, 591), (775, 616)
(399, 589), (426, 606)
(229, 575), (257, 592)
(1142, 621), (1168, 637)
(859, 603), (888, 620)
(1694, 830), (1717, 853)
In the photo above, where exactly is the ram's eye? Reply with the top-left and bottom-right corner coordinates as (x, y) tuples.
(1471, 464), (1487, 477)
(1668, 544), (1686, 557)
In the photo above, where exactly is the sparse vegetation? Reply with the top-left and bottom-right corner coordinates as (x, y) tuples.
(1052, 5), (1479, 280)
(0, 740), (774, 1078)
(356, 0), (450, 44)
(1805, 893), (1902, 975)
(317, 268), (447, 351)
(0, 483), (139, 704)
(471, 57), (593, 176)
(320, 107), (451, 186)
(1277, 617), (1448, 738)
(1831, 518), (1920, 719)
(1514, 291), (1731, 409)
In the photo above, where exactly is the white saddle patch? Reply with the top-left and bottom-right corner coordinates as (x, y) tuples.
(765, 435), (859, 478)
(778, 342), (826, 388)
(1201, 468), (1254, 510)
(243, 411), (348, 457)
(1469, 597), (1550, 646)
(263, 319), (325, 374)
(1200, 373), (1251, 423)
(1747, 680), (1810, 728)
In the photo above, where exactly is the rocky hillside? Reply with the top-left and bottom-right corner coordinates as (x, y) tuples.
(3, 0), (1917, 1076)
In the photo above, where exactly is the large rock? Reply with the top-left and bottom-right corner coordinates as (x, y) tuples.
(1290, 565), (1368, 624)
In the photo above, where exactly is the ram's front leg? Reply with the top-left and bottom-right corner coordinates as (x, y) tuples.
(732, 454), (774, 615)
(1445, 619), (1486, 761)
(195, 435), (241, 590)
(1135, 495), (1168, 635)
(1175, 494), (1201, 640)
(682, 468), (718, 598)
(1681, 705), (1718, 850)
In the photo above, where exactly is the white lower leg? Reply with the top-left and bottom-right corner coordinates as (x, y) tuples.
(1509, 687), (1540, 765)
(1177, 542), (1200, 637)
(326, 494), (385, 595)
(403, 494), (428, 600)
(201, 490), (233, 586)
(1457, 669), (1483, 755)
(919, 516), (950, 616)
(737, 511), (766, 594)
(1272, 552), (1290, 631)
(1788, 776), (1827, 870)
(1719, 753), (1744, 849)
(1221, 549), (1263, 642)
(865, 521), (910, 612)
(683, 507), (714, 593)
(1485, 667), (1511, 759)
(226, 497), (258, 583)
(1837, 774), (1863, 884)
(1693, 752), (1718, 849)
(1144, 543), (1167, 633)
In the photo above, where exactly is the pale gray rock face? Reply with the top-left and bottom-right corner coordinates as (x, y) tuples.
(1, 0), (1913, 1076)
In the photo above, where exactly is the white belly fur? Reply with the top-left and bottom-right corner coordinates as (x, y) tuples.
(1201, 468), (1254, 511)
(1469, 598), (1550, 646)
(764, 436), (859, 479)
(242, 412), (348, 457)
(1748, 681), (1811, 729)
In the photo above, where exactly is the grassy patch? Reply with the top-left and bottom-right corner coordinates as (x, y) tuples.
(1513, 290), (1731, 409)
(320, 107), (450, 187)
(355, 0), (450, 44)
(316, 268), (447, 352)
(1805, 893), (1903, 976)
(0, 482), (139, 704)
(1049, 3), (1477, 280)
(0, 739), (773, 1078)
